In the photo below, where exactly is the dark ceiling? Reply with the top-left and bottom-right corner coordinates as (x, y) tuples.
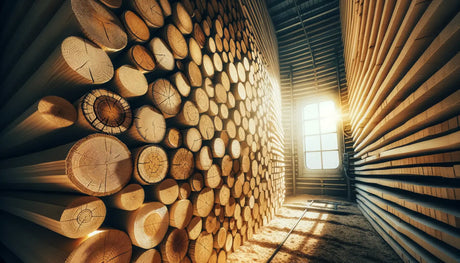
(266, 0), (347, 99)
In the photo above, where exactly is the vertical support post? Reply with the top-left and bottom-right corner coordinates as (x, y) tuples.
(289, 65), (296, 196)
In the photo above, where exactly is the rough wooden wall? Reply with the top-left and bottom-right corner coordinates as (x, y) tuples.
(341, 0), (460, 262)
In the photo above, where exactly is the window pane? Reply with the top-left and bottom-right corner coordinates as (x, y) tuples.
(320, 117), (336, 133)
(305, 135), (321, 151)
(306, 152), (322, 169)
(304, 120), (320, 135)
(304, 104), (318, 119)
(322, 151), (339, 169)
(321, 133), (338, 150)
(320, 101), (335, 117)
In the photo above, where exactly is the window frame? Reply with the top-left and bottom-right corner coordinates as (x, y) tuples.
(297, 96), (343, 177)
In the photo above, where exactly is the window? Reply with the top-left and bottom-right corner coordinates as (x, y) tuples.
(303, 100), (339, 169)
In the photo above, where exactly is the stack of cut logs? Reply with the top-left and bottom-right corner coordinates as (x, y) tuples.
(0, 0), (285, 262)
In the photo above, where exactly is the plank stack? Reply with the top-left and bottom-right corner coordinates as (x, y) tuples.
(340, 1), (460, 262)
(0, 0), (285, 262)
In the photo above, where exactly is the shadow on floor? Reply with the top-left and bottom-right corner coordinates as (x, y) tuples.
(227, 194), (401, 263)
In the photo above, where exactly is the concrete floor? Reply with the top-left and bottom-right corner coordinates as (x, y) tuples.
(227, 194), (401, 263)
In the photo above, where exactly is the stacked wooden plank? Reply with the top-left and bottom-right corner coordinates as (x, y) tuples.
(0, 0), (285, 262)
(340, 0), (460, 262)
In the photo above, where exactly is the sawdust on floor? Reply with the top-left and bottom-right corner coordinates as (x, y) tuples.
(227, 194), (401, 263)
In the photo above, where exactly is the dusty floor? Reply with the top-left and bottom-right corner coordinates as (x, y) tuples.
(227, 195), (401, 263)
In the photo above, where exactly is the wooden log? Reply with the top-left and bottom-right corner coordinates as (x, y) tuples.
(195, 146), (213, 170)
(215, 36), (223, 53)
(220, 155), (234, 177)
(131, 247), (162, 263)
(204, 212), (218, 233)
(124, 105), (166, 144)
(211, 137), (226, 158)
(189, 37), (203, 66)
(204, 164), (222, 188)
(0, 96), (76, 156)
(188, 231), (213, 263)
(191, 88), (210, 113)
(0, 213), (132, 263)
(233, 82), (246, 101)
(226, 92), (236, 109)
(163, 24), (188, 59)
(148, 37), (175, 71)
(0, 133), (132, 196)
(129, 0), (164, 28)
(120, 10), (150, 43)
(209, 250), (218, 263)
(145, 178), (179, 205)
(146, 79), (182, 118)
(202, 54), (215, 78)
(215, 83), (228, 104)
(202, 78), (214, 98)
(219, 103), (229, 119)
(179, 182), (192, 199)
(0, 0), (61, 78)
(192, 187), (214, 217)
(214, 116), (224, 132)
(224, 232), (233, 252)
(161, 229), (189, 262)
(236, 62), (246, 82)
(208, 100), (219, 116)
(159, 0), (172, 16)
(190, 172), (204, 192)
(228, 139), (241, 159)
(174, 101), (200, 127)
(183, 127), (203, 152)
(215, 184), (231, 206)
(0, 36), (114, 129)
(186, 61), (203, 87)
(109, 202), (169, 249)
(225, 197), (236, 217)
(194, 23), (206, 48)
(225, 120), (237, 139)
(172, 2), (193, 34)
(126, 44), (156, 73)
(0, 0), (125, 105)
(236, 126), (246, 142)
(170, 199), (193, 229)
(206, 37), (217, 53)
(0, 192), (106, 238)
(171, 72), (192, 97)
(232, 233), (242, 251)
(132, 145), (168, 184)
(216, 72), (231, 92)
(75, 89), (132, 134)
(103, 183), (144, 211)
(187, 216), (203, 240)
(214, 228), (227, 249)
(217, 250), (226, 263)
(170, 148), (195, 180)
(199, 114), (215, 140)
(163, 127), (182, 149)
(226, 63), (239, 84)
(112, 65), (148, 98)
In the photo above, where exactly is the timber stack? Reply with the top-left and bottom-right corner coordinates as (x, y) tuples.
(0, 0), (285, 262)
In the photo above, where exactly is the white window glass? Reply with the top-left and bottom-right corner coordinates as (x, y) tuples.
(305, 135), (321, 151)
(322, 151), (339, 169)
(320, 117), (336, 133)
(321, 133), (338, 150)
(304, 104), (319, 119)
(306, 152), (322, 169)
(303, 100), (339, 169)
(304, 120), (320, 135)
